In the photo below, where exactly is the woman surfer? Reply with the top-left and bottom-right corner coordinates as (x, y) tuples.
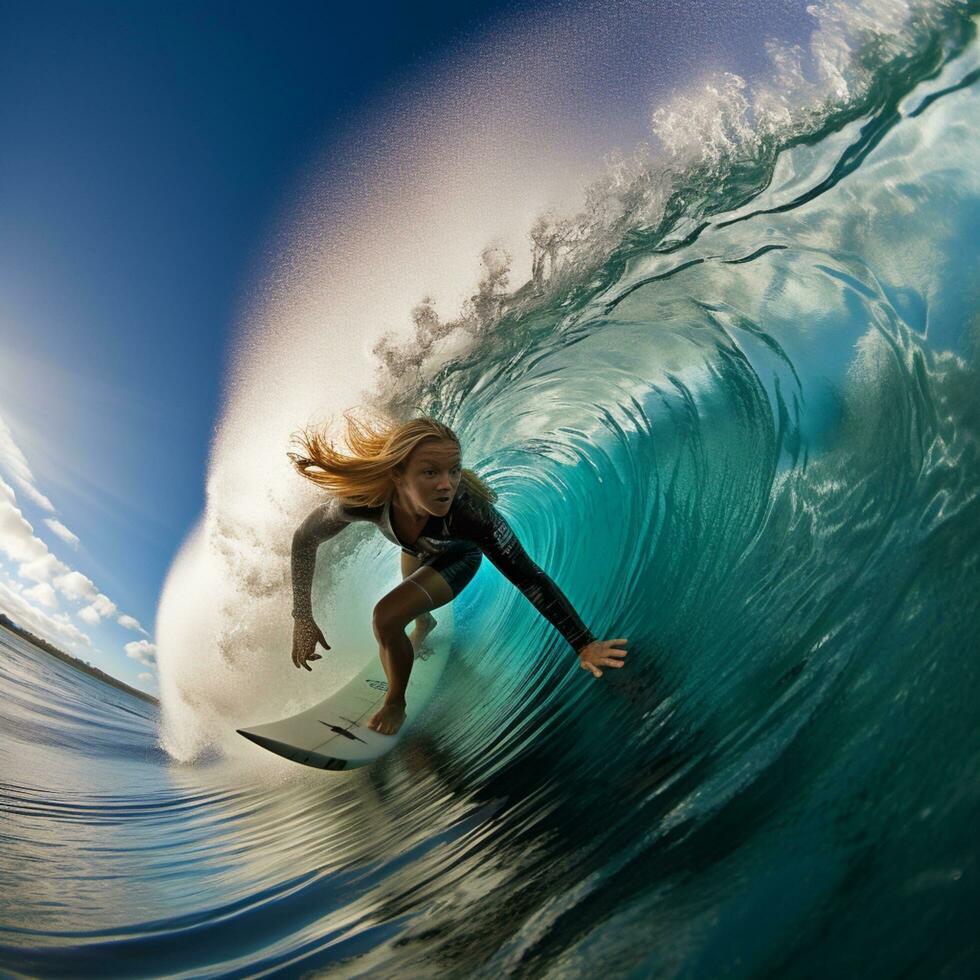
(288, 412), (628, 736)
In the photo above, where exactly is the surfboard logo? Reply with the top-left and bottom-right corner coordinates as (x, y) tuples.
(318, 719), (367, 743)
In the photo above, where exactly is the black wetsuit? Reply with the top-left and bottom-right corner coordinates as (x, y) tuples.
(291, 487), (596, 654)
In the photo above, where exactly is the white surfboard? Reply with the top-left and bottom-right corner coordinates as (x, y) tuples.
(237, 608), (453, 771)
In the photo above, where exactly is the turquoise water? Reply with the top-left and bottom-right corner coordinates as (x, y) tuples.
(3, 3), (980, 976)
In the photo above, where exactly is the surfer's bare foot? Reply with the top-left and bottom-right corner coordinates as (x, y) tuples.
(367, 701), (406, 736)
(408, 612), (437, 652)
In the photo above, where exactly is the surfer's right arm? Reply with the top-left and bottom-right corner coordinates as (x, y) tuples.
(453, 494), (629, 677)
(290, 498), (352, 669)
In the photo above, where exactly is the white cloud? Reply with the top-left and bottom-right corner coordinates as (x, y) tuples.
(0, 576), (92, 649)
(117, 613), (148, 634)
(44, 518), (80, 549)
(78, 592), (118, 625)
(0, 477), (51, 565)
(138, 672), (155, 682)
(0, 413), (55, 511)
(124, 639), (157, 667)
(52, 569), (99, 603)
(24, 582), (58, 608)
(0, 407), (148, 662)
(18, 552), (71, 584)
(0, 476), (74, 589)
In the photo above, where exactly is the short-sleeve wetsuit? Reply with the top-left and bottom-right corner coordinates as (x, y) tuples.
(291, 486), (597, 654)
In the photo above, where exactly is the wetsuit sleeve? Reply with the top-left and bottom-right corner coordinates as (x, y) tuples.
(291, 498), (353, 618)
(458, 499), (597, 654)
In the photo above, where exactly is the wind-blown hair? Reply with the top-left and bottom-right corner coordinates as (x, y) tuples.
(287, 409), (498, 508)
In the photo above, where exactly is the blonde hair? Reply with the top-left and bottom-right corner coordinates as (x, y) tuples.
(287, 408), (498, 508)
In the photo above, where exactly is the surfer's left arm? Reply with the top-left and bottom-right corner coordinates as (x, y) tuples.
(289, 497), (353, 670)
(461, 501), (628, 675)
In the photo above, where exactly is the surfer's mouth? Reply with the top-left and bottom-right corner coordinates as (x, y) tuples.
(435, 496), (451, 504)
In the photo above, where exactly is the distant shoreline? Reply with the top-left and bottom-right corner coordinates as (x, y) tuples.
(0, 613), (159, 707)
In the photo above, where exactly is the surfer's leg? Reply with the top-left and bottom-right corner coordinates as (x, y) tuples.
(368, 567), (454, 735)
(401, 549), (437, 648)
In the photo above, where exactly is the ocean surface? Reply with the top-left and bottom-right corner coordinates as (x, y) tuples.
(3, 1), (979, 976)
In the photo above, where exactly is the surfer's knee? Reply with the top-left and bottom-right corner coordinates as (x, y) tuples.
(371, 607), (388, 642)
(372, 598), (415, 641)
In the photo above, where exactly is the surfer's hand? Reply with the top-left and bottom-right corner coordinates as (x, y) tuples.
(291, 614), (330, 671)
(577, 638), (628, 678)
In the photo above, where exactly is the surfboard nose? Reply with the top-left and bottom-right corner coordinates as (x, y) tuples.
(236, 727), (349, 770)
(236, 728), (274, 751)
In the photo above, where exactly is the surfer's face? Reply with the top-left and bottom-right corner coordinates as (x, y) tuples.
(394, 439), (462, 516)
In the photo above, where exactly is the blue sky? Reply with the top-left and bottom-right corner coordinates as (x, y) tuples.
(0, 0), (816, 696)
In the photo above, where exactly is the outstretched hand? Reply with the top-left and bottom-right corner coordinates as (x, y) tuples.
(578, 638), (628, 678)
(291, 615), (330, 671)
